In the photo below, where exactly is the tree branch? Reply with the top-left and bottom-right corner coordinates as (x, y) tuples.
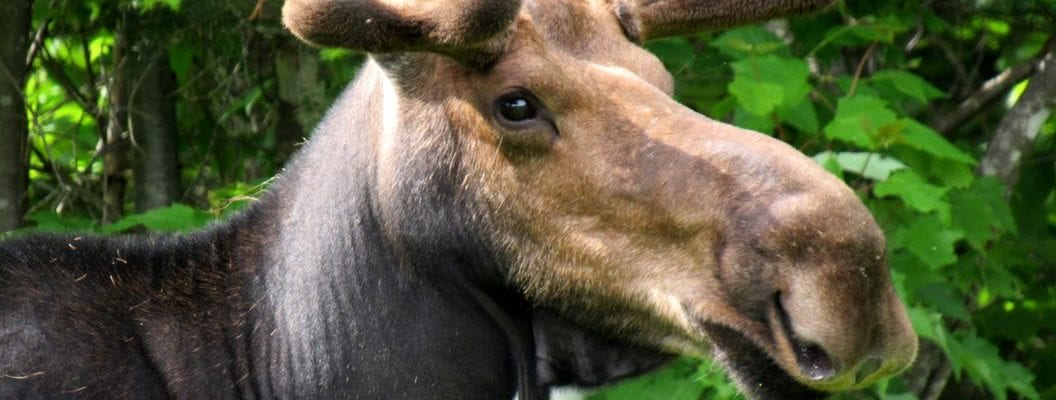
(931, 44), (1049, 135)
(978, 46), (1056, 189)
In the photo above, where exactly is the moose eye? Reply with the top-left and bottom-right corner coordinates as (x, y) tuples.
(491, 90), (556, 154)
(495, 91), (541, 124)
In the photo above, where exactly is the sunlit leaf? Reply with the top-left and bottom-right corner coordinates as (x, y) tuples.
(812, 151), (907, 181)
(728, 55), (811, 117)
(101, 204), (214, 234)
(824, 95), (900, 149)
(589, 358), (708, 400)
(729, 77), (783, 116)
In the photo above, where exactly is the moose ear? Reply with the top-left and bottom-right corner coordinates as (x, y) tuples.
(282, 0), (521, 56)
(622, 0), (834, 41)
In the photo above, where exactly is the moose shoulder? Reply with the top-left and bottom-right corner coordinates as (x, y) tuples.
(0, 1), (918, 399)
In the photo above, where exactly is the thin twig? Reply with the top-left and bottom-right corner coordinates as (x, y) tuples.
(847, 41), (878, 97)
(38, 44), (92, 112)
(248, 0), (267, 22)
(25, 18), (49, 68)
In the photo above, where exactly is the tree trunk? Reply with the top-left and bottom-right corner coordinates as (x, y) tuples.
(978, 47), (1056, 188)
(274, 39), (322, 164)
(102, 18), (130, 223)
(127, 14), (181, 213)
(0, 0), (33, 232)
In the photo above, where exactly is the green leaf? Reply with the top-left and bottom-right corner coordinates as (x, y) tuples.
(890, 251), (944, 301)
(824, 95), (900, 149)
(1003, 361), (1042, 400)
(819, 153), (845, 179)
(812, 151), (907, 181)
(870, 70), (946, 104)
(777, 96), (819, 134)
(899, 119), (975, 164)
(729, 56), (812, 117)
(949, 177), (1015, 250)
(102, 204), (214, 234)
(5, 212), (98, 237)
(874, 170), (950, 218)
(88, 33), (115, 64)
(914, 283), (971, 321)
(733, 106), (776, 134)
(319, 48), (356, 62)
(140, 0), (181, 11)
(589, 358), (708, 400)
(169, 45), (194, 85)
(646, 38), (697, 71)
(896, 149), (976, 189)
(711, 26), (786, 58)
(729, 77), (784, 116)
(948, 333), (1040, 400)
(694, 360), (741, 399)
(907, 306), (951, 355)
(891, 214), (963, 270)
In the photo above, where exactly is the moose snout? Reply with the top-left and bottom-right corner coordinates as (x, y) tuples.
(777, 291), (908, 392)
(772, 248), (920, 392)
(651, 115), (921, 390)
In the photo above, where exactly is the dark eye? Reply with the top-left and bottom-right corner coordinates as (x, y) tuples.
(496, 92), (540, 124)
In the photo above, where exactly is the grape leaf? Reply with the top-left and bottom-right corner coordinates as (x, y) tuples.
(870, 70), (946, 104)
(824, 95), (900, 149)
(729, 77), (784, 116)
(891, 214), (963, 270)
(813, 151), (907, 181)
(874, 170), (950, 218)
(949, 177), (1015, 250)
(728, 55), (810, 117)
(900, 119), (975, 164)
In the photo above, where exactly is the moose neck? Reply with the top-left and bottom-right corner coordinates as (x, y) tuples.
(246, 59), (532, 399)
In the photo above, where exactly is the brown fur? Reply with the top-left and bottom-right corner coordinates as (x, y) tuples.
(287, 0), (915, 396)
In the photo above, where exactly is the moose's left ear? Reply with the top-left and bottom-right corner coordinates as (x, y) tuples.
(621, 0), (834, 41)
(283, 0), (521, 56)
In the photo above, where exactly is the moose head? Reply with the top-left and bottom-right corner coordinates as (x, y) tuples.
(280, 0), (919, 398)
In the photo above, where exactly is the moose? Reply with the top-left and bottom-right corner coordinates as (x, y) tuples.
(0, 0), (918, 399)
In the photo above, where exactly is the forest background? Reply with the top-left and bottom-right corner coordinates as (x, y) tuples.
(0, 0), (1053, 399)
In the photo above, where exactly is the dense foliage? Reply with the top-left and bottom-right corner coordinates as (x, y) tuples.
(4, 1), (1055, 399)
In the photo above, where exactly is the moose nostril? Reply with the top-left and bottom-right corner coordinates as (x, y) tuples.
(792, 338), (836, 381)
(854, 357), (883, 384)
(773, 293), (837, 381)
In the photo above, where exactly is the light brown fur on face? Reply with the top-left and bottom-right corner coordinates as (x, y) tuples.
(285, 0), (916, 396)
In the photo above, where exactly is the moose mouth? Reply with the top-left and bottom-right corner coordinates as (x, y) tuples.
(681, 294), (838, 400)
(696, 321), (826, 399)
